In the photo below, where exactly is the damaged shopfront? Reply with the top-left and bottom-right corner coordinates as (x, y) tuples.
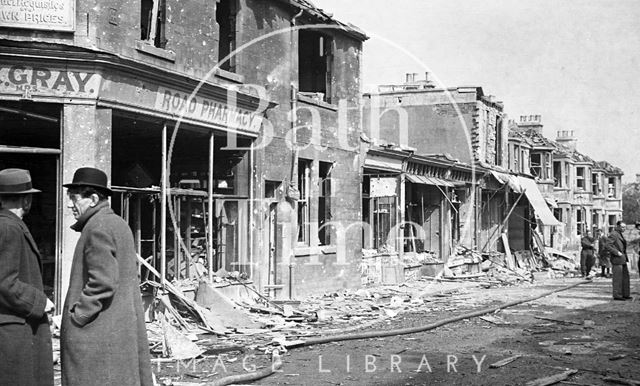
(0, 45), (270, 305)
(361, 148), (479, 282)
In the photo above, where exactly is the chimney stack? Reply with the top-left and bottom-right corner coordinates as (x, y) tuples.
(556, 130), (578, 151)
(515, 114), (543, 133)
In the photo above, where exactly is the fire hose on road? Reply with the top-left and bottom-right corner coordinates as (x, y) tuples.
(209, 279), (591, 386)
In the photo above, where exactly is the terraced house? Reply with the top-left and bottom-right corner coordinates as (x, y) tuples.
(510, 116), (623, 251)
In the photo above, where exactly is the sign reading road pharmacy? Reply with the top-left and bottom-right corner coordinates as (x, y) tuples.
(155, 86), (263, 133)
(0, 64), (100, 99)
(0, 0), (75, 31)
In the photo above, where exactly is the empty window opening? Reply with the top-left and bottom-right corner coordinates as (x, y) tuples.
(299, 30), (333, 103)
(141, 0), (167, 48)
(216, 0), (237, 72)
(530, 153), (542, 178)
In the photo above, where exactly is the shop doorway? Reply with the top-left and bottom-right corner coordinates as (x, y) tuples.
(0, 102), (61, 302)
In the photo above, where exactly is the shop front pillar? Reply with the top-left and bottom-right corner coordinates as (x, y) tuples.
(58, 105), (112, 308)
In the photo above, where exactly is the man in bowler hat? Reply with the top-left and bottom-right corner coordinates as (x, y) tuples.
(60, 167), (152, 386)
(0, 168), (54, 386)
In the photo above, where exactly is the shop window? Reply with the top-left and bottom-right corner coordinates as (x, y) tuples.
(372, 196), (396, 250)
(553, 161), (562, 187)
(576, 167), (585, 190)
(318, 161), (333, 246)
(299, 30), (333, 103)
(297, 159), (312, 245)
(607, 177), (616, 198)
(530, 153), (542, 178)
(216, 0), (238, 72)
(141, 0), (167, 48)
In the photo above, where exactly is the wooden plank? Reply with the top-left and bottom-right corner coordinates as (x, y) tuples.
(489, 354), (522, 368)
(525, 369), (578, 386)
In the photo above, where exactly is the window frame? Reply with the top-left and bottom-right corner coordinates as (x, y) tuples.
(297, 159), (312, 246)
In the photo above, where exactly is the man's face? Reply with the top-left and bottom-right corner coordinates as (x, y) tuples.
(66, 191), (93, 220)
(585, 231), (592, 237)
(618, 223), (627, 232)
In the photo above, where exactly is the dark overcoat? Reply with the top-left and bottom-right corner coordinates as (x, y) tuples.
(60, 202), (153, 386)
(0, 209), (53, 386)
(605, 229), (628, 266)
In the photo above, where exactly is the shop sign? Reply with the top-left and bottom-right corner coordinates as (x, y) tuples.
(0, 65), (100, 98)
(370, 177), (397, 198)
(0, 0), (75, 31)
(155, 86), (263, 133)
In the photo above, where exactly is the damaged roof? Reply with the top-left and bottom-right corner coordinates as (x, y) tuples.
(595, 161), (624, 175)
(508, 129), (555, 149)
(277, 0), (369, 41)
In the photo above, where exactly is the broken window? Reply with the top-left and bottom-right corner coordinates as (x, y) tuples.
(299, 30), (333, 103)
(608, 214), (617, 232)
(530, 153), (542, 178)
(553, 161), (562, 187)
(576, 167), (585, 190)
(553, 208), (562, 222)
(216, 0), (237, 72)
(141, 0), (167, 48)
(592, 173), (601, 195)
(576, 208), (584, 235)
(372, 196), (396, 250)
(297, 158), (312, 245)
(318, 161), (333, 246)
(607, 177), (616, 198)
(494, 117), (503, 166)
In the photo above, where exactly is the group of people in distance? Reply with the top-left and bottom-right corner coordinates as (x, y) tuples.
(580, 221), (635, 300)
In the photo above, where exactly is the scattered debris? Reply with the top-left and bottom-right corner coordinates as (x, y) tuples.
(489, 354), (522, 368)
(602, 376), (640, 385)
(525, 369), (578, 386)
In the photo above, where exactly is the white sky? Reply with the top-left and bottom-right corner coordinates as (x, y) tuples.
(313, 0), (640, 181)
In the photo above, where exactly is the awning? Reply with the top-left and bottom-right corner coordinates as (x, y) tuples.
(406, 174), (454, 187)
(544, 196), (558, 208)
(490, 171), (523, 193)
(517, 176), (562, 226)
(364, 156), (403, 172)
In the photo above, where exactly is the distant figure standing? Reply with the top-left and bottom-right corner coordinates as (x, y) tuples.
(60, 167), (153, 386)
(605, 221), (631, 300)
(597, 229), (611, 278)
(580, 230), (596, 278)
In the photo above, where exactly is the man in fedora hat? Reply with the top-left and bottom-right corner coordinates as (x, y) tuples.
(60, 167), (152, 386)
(0, 168), (54, 386)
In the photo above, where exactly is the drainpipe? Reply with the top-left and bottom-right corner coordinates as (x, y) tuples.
(288, 8), (303, 300)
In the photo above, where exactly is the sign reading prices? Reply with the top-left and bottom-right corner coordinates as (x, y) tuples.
(0, 0), (75, 31)
(155, 87), (263, 133)
(0, 65), (100, 99)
